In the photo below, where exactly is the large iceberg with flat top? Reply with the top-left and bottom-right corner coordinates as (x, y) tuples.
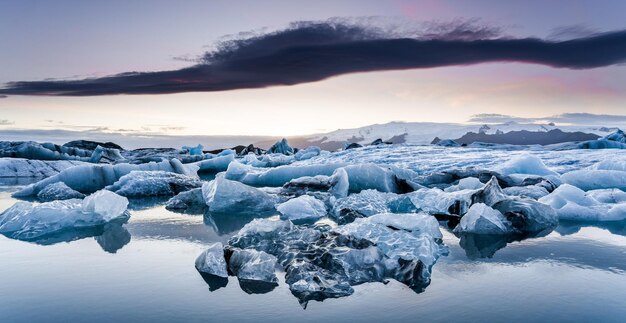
(0, 190), (128, 240)
(105, 171), (202, 197)
(202, 176), (276, 214)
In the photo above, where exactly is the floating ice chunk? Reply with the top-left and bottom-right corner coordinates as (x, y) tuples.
(0, 158), (86, 178)
(0, 141), (92, 161)
(277, 195), (327, 222)
(343, 164), (401, 193)
(37, 182), (85, 202)
(267, 138), (294, 155)
(561, 170), (626, 191)
(444, 177), (484, 192)
(454, 203), (513, 235)
(332, 217), (444, 285)
(281, 167), (349, 199)
(494, 154), (558, 177)
(90, 146), (125, 163)
(332, 190), (417, 224)
(588, 160), (626, 172)
(586, 189), (626, 203)
(492, 198), (557, 233)
(408, 188), (472, 215)
(329, 168), (350, 198)
(192, 154), (235, 173)
(202, 176), (276, 214)
(81, 190), (129, 221)
(285, 259), (354, 307)
(539, 184), (626, 221)
(368, 213), (443, 239)
(105, 171), (202, 197)
(0, 190), (128, 240)
(503, 185), (549, 199)
(225, 161), (346, 187)
(183, 144), (204, 156)
(13, 159), (197, 197)
(603, 129), (626, 143)
(294, 146), (321, 161)
(195, 242), (228, 278)
(165, 187), (206, 212)
(226, 248), (278, 283)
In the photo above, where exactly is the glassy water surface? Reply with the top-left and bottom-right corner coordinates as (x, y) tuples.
(1, 181), (625, 322)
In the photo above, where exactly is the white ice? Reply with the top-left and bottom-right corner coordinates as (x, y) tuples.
(454, 203), (513, 235)
(195, 242), (228, 277)
(0, 189), (128, 240)
(277, 195), (327, 221)
(202, 176), (276, 214)
(539, 184), (626, 221)
(105, 170), (202, 197)
(37, 182), (85, 202)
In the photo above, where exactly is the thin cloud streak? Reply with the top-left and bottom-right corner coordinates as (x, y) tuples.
(1, 20), (626, 97)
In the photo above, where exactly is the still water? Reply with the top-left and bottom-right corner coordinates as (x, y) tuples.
(1, 182), (625, 322)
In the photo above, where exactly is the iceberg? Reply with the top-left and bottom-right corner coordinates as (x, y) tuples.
(37, 182), (85, 202)
(332, 189), (418, 224)
(225, 161), (346, 187)
(195, 242), (228, 278)
(266, 138), (294, 155)
(202, 176), (277, 214)
(494, 154), (559, 177)
(343, 164), (402, 193)
(277, 195), (327, 222)
(281, 167), (349, 198)
(444, 177), (484, 192)
(165, 188), (206, 213)
(503, 186), (549, 199)
(227, 217), (444, 305)
(561, 170), (626, 191)
(0, 158), (86, 178)
(539, 184), (626, 221)
(13, 159), (196, 197)
(182, 144), (204, 156)
(0, 190), (128, 240)
(105, 171), (203, 197)
(193, 154), (235, 173)
(294, 146), (322, 161)
(225, 247), (279, 283)
(492, 198), (558, 233)
(454, 203), (513, 235)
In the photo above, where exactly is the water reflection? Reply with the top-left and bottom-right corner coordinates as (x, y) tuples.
(198, 272), (229, 291)
(556, 220), (626, 237)
(1, 218), (131, 254)
(457, 229), (552, 260)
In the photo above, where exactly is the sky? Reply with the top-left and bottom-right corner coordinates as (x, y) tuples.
(0, 0), (625, 138)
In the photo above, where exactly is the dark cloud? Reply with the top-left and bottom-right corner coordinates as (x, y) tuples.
(0, 119), (15, 125)
(469, 113), (626, 125)
(1, 20), (626, 96)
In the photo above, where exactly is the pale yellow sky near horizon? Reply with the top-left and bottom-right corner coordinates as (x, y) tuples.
(1, 64), (625, 137)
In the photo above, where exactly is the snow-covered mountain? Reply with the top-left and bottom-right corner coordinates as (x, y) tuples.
(283, 121), (618, 150)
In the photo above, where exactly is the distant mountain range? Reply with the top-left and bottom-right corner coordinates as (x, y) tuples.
(272, 121), (618, 150)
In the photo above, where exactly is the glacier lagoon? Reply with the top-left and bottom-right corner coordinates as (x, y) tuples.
(1, 143), (626, 322)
